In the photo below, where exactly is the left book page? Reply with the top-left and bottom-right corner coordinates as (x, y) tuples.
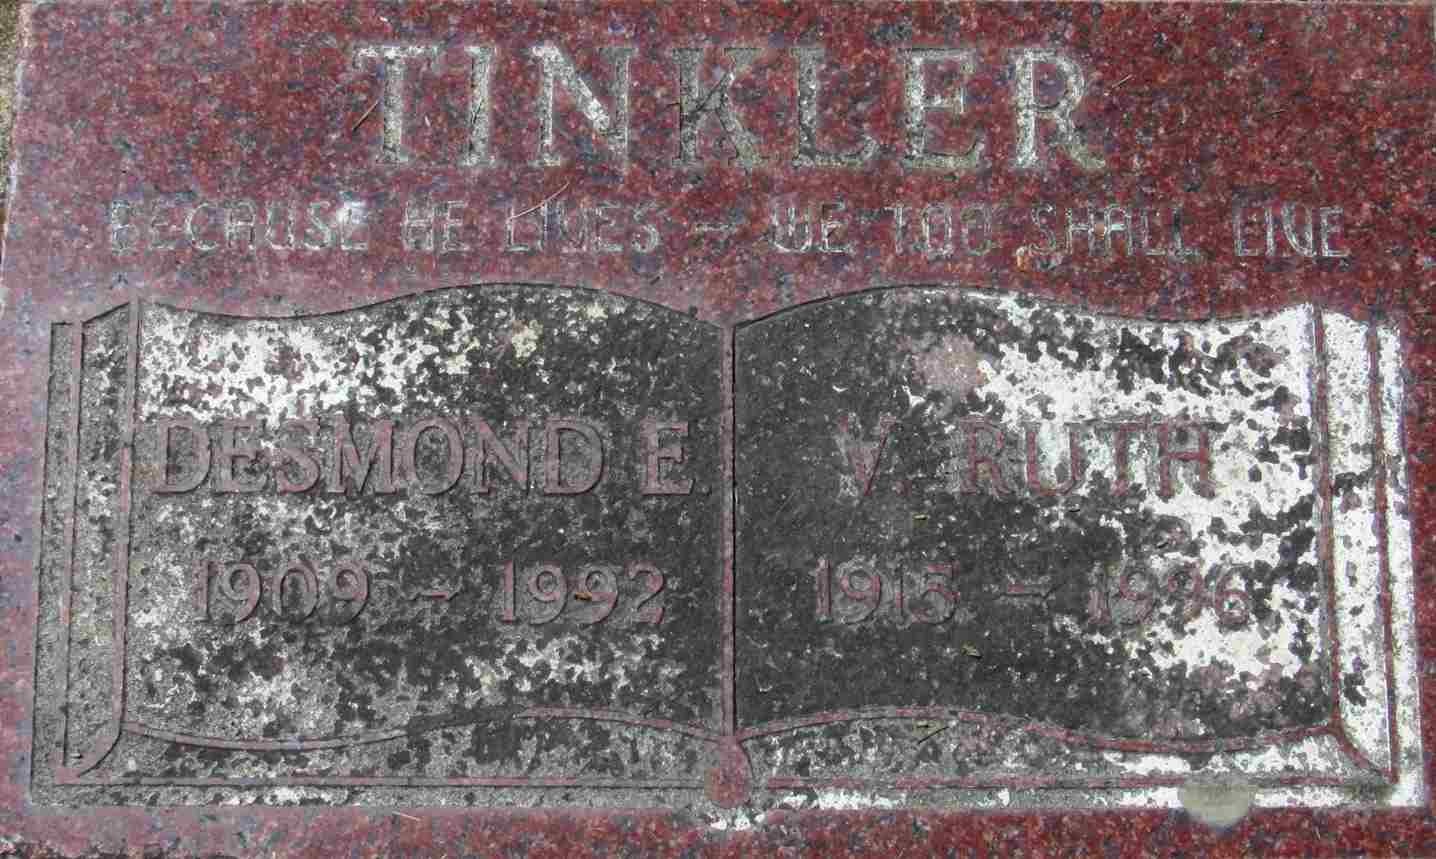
(32, 289), (726, 803)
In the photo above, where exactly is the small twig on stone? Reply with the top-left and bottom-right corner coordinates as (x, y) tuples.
(394, 812), (421, 822)
(916, 725), (950, 746)
(350, 98), (380, 134)
(1110, 74), (1133, 90)
(509, 182), (572, 221)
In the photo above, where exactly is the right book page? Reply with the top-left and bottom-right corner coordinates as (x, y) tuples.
(732, 287), (1423, 809)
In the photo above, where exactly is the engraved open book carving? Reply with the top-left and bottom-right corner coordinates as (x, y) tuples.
(33, 285), (1422, 807)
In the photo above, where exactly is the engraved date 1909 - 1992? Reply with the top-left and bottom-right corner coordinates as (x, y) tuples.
(811, 556), (1252, 630)
(191, 556), (666, 627)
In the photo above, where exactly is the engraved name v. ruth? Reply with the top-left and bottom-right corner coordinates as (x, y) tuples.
(33, 285), (1421, 808)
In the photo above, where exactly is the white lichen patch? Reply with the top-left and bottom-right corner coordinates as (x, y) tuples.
(136, 291), (578, 420)
(776, 789), (903, 811)
(706, 809), (760, 831)
(580, 300), (609, 322)
(1378, 325), (1425, 807)
(1142, 581), (1307, 677)
(509, 319), (542, 360)
(918, 296), (1323, 712)
(906, 332), (989, 406)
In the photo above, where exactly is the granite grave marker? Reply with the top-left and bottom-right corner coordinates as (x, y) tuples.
(1, 1), (1434, 853)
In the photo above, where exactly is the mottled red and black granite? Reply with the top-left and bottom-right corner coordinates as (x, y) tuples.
(2, 0), (1436, 854)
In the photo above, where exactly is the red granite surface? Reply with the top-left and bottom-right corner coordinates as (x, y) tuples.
(0, 0), (1434, 854)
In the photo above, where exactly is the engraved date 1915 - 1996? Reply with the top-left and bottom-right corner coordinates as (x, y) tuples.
(811, 556), (1252, 630)
(192, 556), (666, 626)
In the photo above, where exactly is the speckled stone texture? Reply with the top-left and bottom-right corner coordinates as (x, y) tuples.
(2, 0), (1436, 854)
(0, 1), (19, 240)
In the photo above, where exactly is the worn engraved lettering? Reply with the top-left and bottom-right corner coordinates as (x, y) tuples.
(472, 418), (529, 493)
(39, 287), (724, 803)
(399, 417), (465, 495)
(505, 196), (545, 252)
(793, 47), (877, 168)
(199, 550), (669, 628)
(196, 557), (370, 625)
(672, 46), (765, 167)
(109, 200), (136, 253)
(1011, 48), (1104, 171)
(25, 1), (1425, 807)
(961, 420), (1011, 495)
(1234, 202), (1347, 258)
(1282, 203), (1317, 257)
(1134, 206), (1192, 259)
(639, 419), (693, 495)
(1156, 421), (1214, 499)
(921, 204), (954, 258)
(303, 201), (335, 251)
(887, 201), (1004, 258)
(531, 44), (634, 168)
(543, 418), (605, 495)
(1065, 204), (1139, 257)
(274, 418), (320, 493)
(225, 200), (257, 251)
(214, 419), (265, 493)
(902, 49), (985, 173)
(548, 199), (661, 254)
(402, 199), (436, 252)
(770, 202), (812, 253)
(1024, 423), (1083, 496)
(273, 562), (320, 621)
(1101, 421), (1144, 496)
(769, 200), (853, 254)
(149, 199), (181, 250)
(812, 557), (962, 626)
(733, 290), (1417, 797)
(835, 414), (896, 498)
(440, 201), (470, 252)
(498, 559), (666, 626)
(184, 202), (221, 252)
(337, 201), (370, 251)
(819, 202), (852, 254)
(326, 417), (396, 495)
(959, 204), (999, 256)
(399, 198), (468, 253)
(818, 418), (1230, 500)
(590, 202), (623, 253)
(140, 414), (707, 498)
(152, 419), (211, 493)
(352, 43), (440, 165)
(631, 203), (661, 252)
(1027, 203), (1061, 257)
(1319, 206), (1349, 257)
(262, 199), (297, 250)
(462, 45), (498, 168)
(883, 204), (908, 253)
